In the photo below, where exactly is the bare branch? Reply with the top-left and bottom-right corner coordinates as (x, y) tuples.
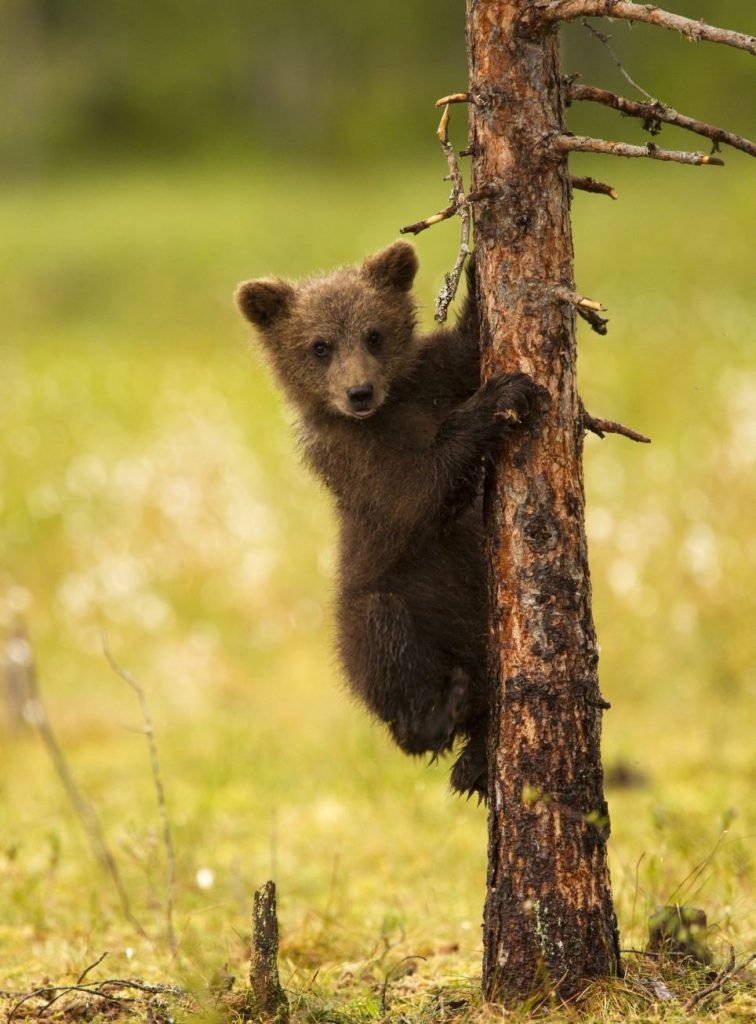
(571, 175), (618, 198)
(555, 134), (725, 166)
(104, 639), (178, 959)
(435, 92), (471, 107)
(533, 1), (756, 55)
(568, 84), (756, 158)
(582, 407), (651, 443)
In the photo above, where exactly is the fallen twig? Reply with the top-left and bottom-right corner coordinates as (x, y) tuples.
(3, 978), (189, 1022)
(76, 952), (109, 986)
(684, 946), (756, 1011)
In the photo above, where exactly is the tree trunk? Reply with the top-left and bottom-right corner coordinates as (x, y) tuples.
(465, 0), (620, 1003)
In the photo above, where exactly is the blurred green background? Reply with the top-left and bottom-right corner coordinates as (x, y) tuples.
(1, 0), (754, 1014)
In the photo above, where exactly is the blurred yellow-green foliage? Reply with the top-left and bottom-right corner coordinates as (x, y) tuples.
(0, 2), (755, 1019)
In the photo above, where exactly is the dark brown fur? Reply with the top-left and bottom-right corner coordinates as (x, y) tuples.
(235, 242), (538, 798)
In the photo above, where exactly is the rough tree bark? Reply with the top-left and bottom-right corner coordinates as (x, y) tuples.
(459, 0), (755, 1006)
(466, 0), (619, 1002)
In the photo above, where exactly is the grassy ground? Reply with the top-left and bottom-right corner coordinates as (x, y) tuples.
(1, 156), (754, 1021)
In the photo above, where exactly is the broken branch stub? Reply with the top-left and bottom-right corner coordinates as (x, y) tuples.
(247, 881), (289, 1021)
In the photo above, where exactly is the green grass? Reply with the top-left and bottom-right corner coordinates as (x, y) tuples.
(1, 156), (754, 1021)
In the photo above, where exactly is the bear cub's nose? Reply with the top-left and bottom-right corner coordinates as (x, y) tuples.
(347, 384), (374, 411)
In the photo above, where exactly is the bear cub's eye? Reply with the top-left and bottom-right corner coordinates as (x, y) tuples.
(366, 329), (383, 352)
(311, 339), (331, 359)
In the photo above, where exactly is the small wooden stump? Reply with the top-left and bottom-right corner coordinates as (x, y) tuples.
(648, 905), (711, 964)
(246, 881), (289, 1021)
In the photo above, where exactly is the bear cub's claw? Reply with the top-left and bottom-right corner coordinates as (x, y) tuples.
(489, 371), (542, 427)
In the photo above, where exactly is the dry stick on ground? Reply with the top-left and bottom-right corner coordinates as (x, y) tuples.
(530, 0), (756, 55)
(567, 84), (756, 158)
(16, 626), (146, 939)
(554, 134), (725, 166)
(571, 175), (618, 199)
(76, 952), (109, 985)
(103, 639), (178, 959)
(685, 949), (756, 1012)
(3, 978), (188, 1023)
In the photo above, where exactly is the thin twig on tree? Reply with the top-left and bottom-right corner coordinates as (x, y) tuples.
(567, 84), (756, 158)
(104, 638), (178, 959)
(582, 407), (651, 444)
(434, 103), (472, 323)
(400, 102), (480, 321)
(531, 1), (756, 55)
(555, 134), (725, 166)
(16, 626), (146, 939)
(571, 175), (618, 198)
(580, 18), (654, 100)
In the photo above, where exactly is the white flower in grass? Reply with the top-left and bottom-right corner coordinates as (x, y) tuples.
(196, 867), (215, 890)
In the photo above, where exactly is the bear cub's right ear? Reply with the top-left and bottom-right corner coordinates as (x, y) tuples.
(235, 279), (294, 329)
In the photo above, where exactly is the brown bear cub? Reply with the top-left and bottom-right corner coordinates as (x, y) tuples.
(235, 242), (538, 799)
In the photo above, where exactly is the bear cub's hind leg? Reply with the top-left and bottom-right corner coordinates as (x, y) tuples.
(339, 592), (475, 758)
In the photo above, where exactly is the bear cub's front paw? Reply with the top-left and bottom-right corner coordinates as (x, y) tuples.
(474, 372), (544, 441)
(492, 372), (541, 425)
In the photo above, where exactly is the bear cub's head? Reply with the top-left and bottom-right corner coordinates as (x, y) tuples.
(235, 241), (419, 421)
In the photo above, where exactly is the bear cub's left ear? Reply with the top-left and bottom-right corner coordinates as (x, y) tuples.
(361, 241), (418, 293)
(235, 278), (294, 329)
